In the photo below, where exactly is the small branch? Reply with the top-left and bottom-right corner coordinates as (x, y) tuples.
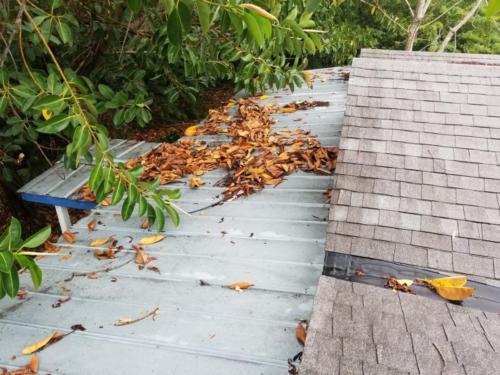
(114, 307), (159, 326)
(118, 14), (133, 64)
(358, 0), (407, 32)
(0, 4), (23, 68)
(438, 0), (484, 52)
(63, 255), (134, 282)
(404, 0), (414, 16)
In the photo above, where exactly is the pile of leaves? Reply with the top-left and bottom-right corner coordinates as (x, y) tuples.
(121, 98), (338, 202)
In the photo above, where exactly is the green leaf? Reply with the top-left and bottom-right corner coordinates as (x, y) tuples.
(111, 178), (125, 205)
(165, 204), (180, 226)
(304, 37), (316, 54)
(98, 84), (114, 100)
(160, 0), (175, 14)
(1, 265), (19, 297)
(56, 20), (73, 45)
(103, 167), (116, 194)
(121, 197), (135, 220)
(73, 125), (90, 149)
(178, 2), (192, 33)
(155, 207), (166, 231)
(0, 276), (5, 299)
(36, 114), (72, 134)
(22, 225), (51, 249)
(113, 109), (124, 127)
(32, 95), (66, 112)
(0, 217), (22, 251)
(128, 0), (142, 12)
(138, 195), (148, 217)
(15, 254), (42, 289)
(0, 96), (8, 115)
(243, 13), (264, 47)
(89, 164), (104, 191)
(486, 0), (500, 16)
(147, 204), (156, 226)
(0, 252), (14, 273)
(195, 0), (211, 33)
(254, 13), (272, 40)
(167, 8), (184, 46)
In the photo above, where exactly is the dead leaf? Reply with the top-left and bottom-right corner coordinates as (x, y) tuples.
(60, 286), (71, 293)
(385, 277), (415, 294)
(133, 244), (152, 266)
(17, 289), (28, 300)
(61, 254), (75, 261)
(139, 235), (164, 245)
(228, 282), (254, 290)
(87, 219), (97, 232)
(140, 218), (149, 229)
(101, 198), (112, 206)
(9, 354), (39, 374)
(188, 176), (205, 188)
(417, 275), (467, 288)
(27, 354), (38, 373)
(295, 320), (308, 345)
(434, 286), (475, 302)
(396, 279), (413, 287)
(62, 231), (76, 244)
(21, 332), (64, 355)
(90, 237), (110, 247)
(184, 125), (198, 136)
(94, 249), (116, 260)
(52, 296), (71, 308)
(147, 266), (161, 274)
(70, 324), (86, 331)
(258, 95), (269, 100)
(43, 241), (60, 253)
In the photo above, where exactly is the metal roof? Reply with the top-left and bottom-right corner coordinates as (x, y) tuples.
(0, 67), (347, 374)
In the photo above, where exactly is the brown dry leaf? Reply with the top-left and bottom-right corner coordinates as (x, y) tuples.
(62, 231), (76, 244)
(61, 254), (74, 261)
(295, 320), (308, 345)
(27, 354), (38, 373)
(87, 219), (97, 232)
(140, 218), (149, 229)
(90, 237), (110, 247)
(139, 235), (164, 245)
(17, 288), (28, 300)
(133, 244), (152, 266)
(43, 241), (60, 253)
(101, 198), (112, 206)
(60, 286), (71, 293)
(228, 282), (254, 290)
(94, 249), (116, 260)
(9, 354), (39, 374)
(385, 277), (415, 294)
(188, 176), (205, 188)
(21, 332), (64, 355)
(147, 266), (161, 274)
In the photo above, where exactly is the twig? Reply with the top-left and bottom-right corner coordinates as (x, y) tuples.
(114, 307), (159, 326)
(118, 14), (133, 64)
(64, 255), (134, 282)
(0, 4), (23, 68)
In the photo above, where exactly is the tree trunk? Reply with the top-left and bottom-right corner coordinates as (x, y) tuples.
(405, 0), (432, 51)
(438, 0), (484, 52)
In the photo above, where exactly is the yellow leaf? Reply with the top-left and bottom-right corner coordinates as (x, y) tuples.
(90, 238), (110, 247)
(303, 71), (313, 89)
(42, 109), (52, 120)
(371, 5), (376, 15)
(21, 332), (63, 355)
(417, 275), (468, 288)
(241, 3), (278, 22)
(184, 125), (199, 137)
(188, 176), (204, 188)
(396, 279), (413, 287)
(228, 282), (254, 290)
(62, 231), (76, 244)
(434, 286), (475, 302)
(259, 95), (269, 100)
(139, 235), (165, 245)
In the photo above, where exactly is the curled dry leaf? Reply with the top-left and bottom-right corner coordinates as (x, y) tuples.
(94, 249), (116, 260)
(295, 320), (308, 345)
(228, 282), (254, 290)
(62, 231), (76, 244)
(385, 277), (415, 294)
(21, 332), (64, 355)
(10, 354), (39, 374)
(52, 296), (71, 308)
(101, 198), (112, 206)
(417, 275), (467, 288)
(133, 244), (152, 266)
(184, 125), (198, 136)
(87, 219), (97, 232)
(139, 235), (164, 245)
(17, 289), (28, 300)
(43, 241), (60, 253)
(140, 219), (149, 229)
(188, 176), (205, 188)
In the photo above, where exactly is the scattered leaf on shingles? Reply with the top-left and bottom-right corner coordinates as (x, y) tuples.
(87, 272), (98, 279)
(435, 286), (475, 302)
(70, 324), (86, 331)
(184, 125), (198, 136)
(140, 218), (149, 229)
(133, 244), (152, 266)
(114, 307), (159, 326)
(147, 266), (161, 274)
(258, 95), (269, 100)
(228, 282), (254, 290)
(17, 289), (28, 300)
(9, 354), (39, 374)
(60, 286), (71, 293)
(295, 320), (308, 345)
(90, 237), (110, 247)
(61, 254), (75, 261)
(43, 241), (60, 253)
(87, 219), (97, 232)
(94, 249), (116, 260)
(62, 231), (76, 244)
(139, 235), (164, 245)
(384, 277), (415, 294)
(188, 176), (204, 188)
(21, 332), (64, 355)
(355, 270), (365, 277)
(101, 198), (112, 206)
(396, 279), (414, 287)
(417, 275), (468, 288)
(52, 296), (71, 308)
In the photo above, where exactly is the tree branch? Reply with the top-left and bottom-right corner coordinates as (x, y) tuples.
(438, 0), (484, 52)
